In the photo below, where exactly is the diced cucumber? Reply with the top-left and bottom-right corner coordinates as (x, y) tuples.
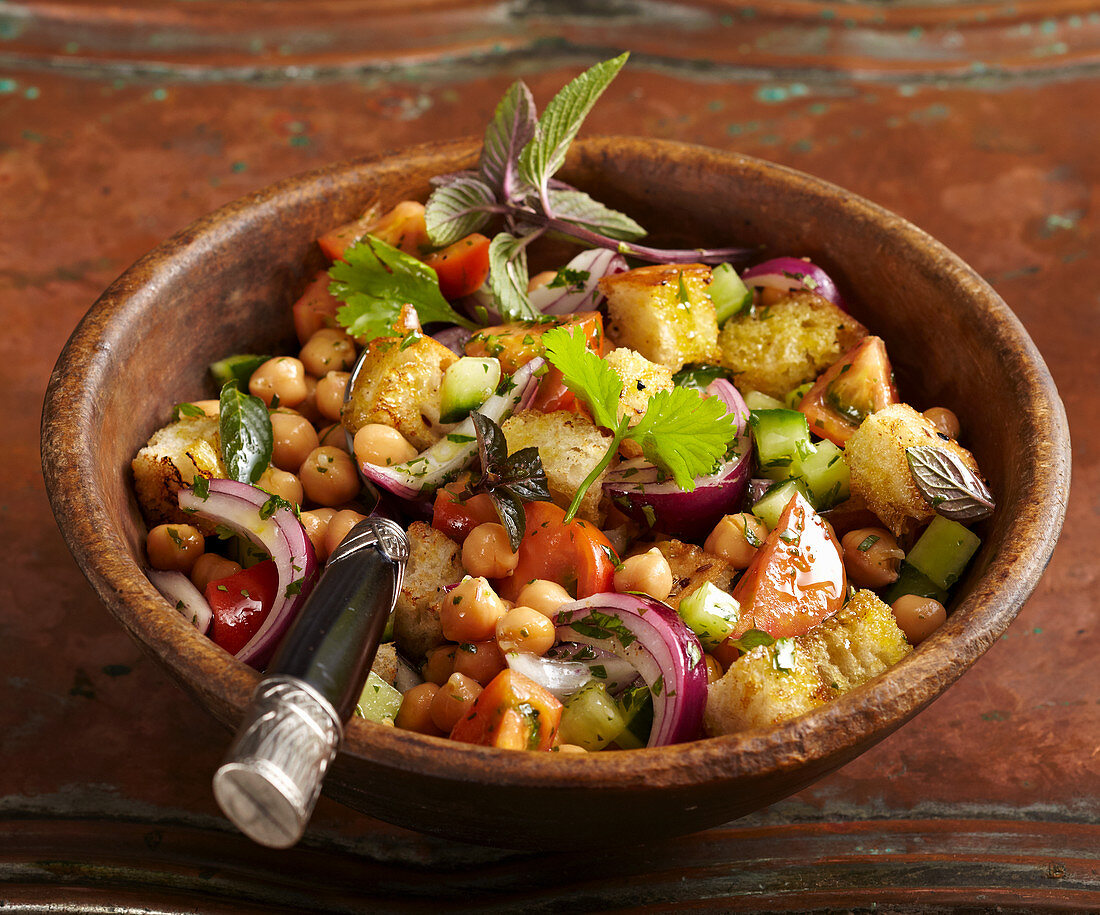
(677, 581), (740, 650)
(743, 390), (785, 411)
(750, 408), (816, 480)
(709, 262), (752, 325)
(906, 515), (981, 591)
(784, 381), (813, 410)
(798, 439), (850, 511)
(613, 684), (653, 750)
(438, 357), (502, 424)
(751, 478), (810, 530)
(354, 672), (403, 724)
(672, 363), (732, 393)
(883, 561), (949, 605)
(558, 681), (626, 751)
(210, 353), (269, 389)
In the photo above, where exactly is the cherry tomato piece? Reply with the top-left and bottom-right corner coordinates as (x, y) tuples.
(465, 311), (604, 374)
(728, 492), (846, 639)
(205, 559), (280, 656)
(449, 669), (562, 751)
(424, 233), (492, 300)
(496, 501), (617, 602)
(799, 336), (898, 446)
(291, 272), (343, 345)
(432, 487), (500, 545)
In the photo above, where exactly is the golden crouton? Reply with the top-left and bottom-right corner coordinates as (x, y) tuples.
(704, 589), (911, 735)
(370, 641), (399, 685)
(393, 521), (464, 660)
(502, 410), (612, 525)
(845, 403), (985, 539)
(717, 292), (866, 399)
(342, 333), (457, 451)
(604, 347), (675, 423)
(131, 414), (284, 532)
(648, 539), (737, 609)
(600, 264), (719, 373)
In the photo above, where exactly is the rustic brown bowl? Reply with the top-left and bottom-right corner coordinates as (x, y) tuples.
(41, 138), (1070, 849)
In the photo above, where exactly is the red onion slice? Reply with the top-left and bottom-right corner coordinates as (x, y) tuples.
(505, 651), (592, 699)
(554, 593), (708, 747)
(742, 256), (844, 309)
(148, 569), (212, 635)
(358, 357), (544, 499)
(431, 326), (472, 355)
(545, 642), (640, 694)
(178, 479), (319, 668)
(529, 248), (628, 315)
(602, 380), (755, 540)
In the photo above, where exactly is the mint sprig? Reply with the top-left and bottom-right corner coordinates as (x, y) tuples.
(218, 380), (273, 485)
(541, 326), (738, 521)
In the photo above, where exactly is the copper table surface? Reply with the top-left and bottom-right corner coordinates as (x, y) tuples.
(5, 2), (1098, 911)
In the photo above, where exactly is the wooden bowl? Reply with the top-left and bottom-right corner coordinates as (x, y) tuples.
(41, 138), (1070, 849)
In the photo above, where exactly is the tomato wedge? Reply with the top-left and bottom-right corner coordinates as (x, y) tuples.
(496, 500), (617, 601)
(465, 311), (604, 374)
(424, 233), (491, 300)
(432, 487), (500, 545)
(205, 559), (280, 656)
(291, 271), (343, 344)
(317, 201), (430, 262)
(798, 336), (898, 446)
(729, 492), (846, 639)
(449, 669), (562, 751)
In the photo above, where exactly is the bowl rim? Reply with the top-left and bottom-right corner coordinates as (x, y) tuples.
(41, 136), (1072, 797)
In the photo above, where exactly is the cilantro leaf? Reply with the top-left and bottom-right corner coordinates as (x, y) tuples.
(540, 325), (622, 430)
(626, 387), (737, 490)
(218, 380), (273, 485)
(330, 235), (476, 341)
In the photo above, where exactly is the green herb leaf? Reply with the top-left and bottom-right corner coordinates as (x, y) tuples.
(771, 638), (796, 671)
(546, 187), (646, 242)
(479, 80), (539, 199)
(424, 175), (496, 247)
(487, 232), (538, 321)
(540, 325), (622, 430)
(906, 445), (995, 522)
(218, 380), (272, 484)
(626, 386), (738, 490)
(330, 235), (476, 341)
(173, 402), (205, 421)
(518, 53), (629, 193)
(547, 267), (590, 291)
(191, 474), (209, 499)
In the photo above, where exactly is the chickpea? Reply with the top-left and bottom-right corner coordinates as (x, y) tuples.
(422, 644), (458, 686)
(704, 654), (724, 683)
(353, 423), (418, 468)
(841, 527), (904, 589)
(394, 682), (443, 735)
(923, 406), (961, 440)
(462, 523), (519, 579)
(496, 606), (557, 656)
(429, 672), (482, 733)
(315, 370), (350, 422)
(191, 399), (221, 417)
(248, 356), (308, 408)
(299, 327), (357, 377)
(613, 547), (673, 601)
(440, 576), (507, 643)
(299, 508), (336, 561)
(190, 552), (242, 591)
(891, 594), (947, 645)
(263, 468), (303, 507)
(146, 523), (204, 572)
(318, 423), (352, 454)
(758, 285), (788, 307)
(270, 411), (320, 472)
(299, 446), (360, 506)
(452, 639), (506, 685)
(296, 375), (323, 425)
(705, 513), (768, 569)
(323, 509), (368, 557)
(515, 579), (573, 619)
(527, 270), (558, 292)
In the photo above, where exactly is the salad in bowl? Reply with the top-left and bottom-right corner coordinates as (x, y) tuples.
(131, 55), (996, 757)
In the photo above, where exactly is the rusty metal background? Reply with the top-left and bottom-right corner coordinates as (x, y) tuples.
(5, 1), (1097, 909)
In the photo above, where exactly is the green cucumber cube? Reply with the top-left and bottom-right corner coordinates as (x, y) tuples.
(354, 672), (403, 724)
(743, 390), (785, 412)
(798, 439), (850, 511)
(559, 681), (626, 751)
(751, 478), (810, 530)
(750, 408), (816, 480)
(439, 357), (502, 424)
(677, 581), (740, 650)
(906, 515), (981, 591)
(709, 262), (752, 325)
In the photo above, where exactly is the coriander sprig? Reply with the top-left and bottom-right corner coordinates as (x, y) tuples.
(541, 326), (738, 521)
